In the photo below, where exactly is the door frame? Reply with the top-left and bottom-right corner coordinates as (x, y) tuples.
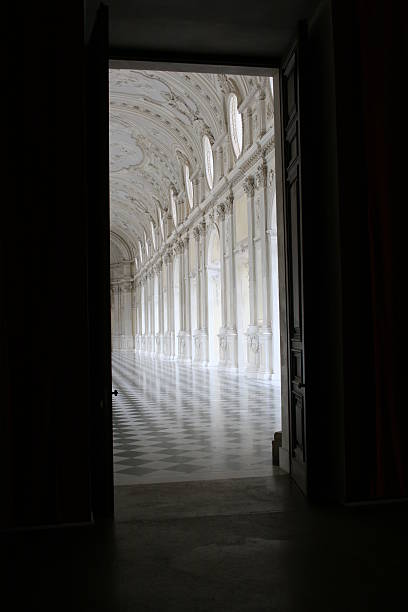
(98, 55), (294, 515)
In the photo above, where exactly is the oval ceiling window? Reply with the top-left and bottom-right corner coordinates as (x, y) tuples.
(170, 188), (177, 227)
(150, 219), (156, 250)
(158, 207), (165, 241)
(203, 135), (214, 190)
(144, 230), (149, 258)
(269, 76), (274, 99)
(184, 164), (194, 209)
(228, 93), (243, 158)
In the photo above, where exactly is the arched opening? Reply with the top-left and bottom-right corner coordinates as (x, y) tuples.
(208, 226), (222, 366)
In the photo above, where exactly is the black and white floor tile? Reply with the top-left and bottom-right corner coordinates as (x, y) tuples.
(112, 351), (282, 485)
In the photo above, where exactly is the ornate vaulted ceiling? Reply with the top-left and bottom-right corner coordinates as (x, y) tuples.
(109, 69), (264, 264)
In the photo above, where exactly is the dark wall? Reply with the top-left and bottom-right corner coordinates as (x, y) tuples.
(301, 0), (408, 502)
(340, 0), (407, 500)
(108, 0), (321, 64)
(2, 4), (92, 527)
(300, 1), (346, 501)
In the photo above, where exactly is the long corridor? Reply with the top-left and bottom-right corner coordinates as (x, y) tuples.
(112, 351), (281, 485)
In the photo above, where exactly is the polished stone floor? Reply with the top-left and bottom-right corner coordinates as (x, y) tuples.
(4, 476), (408, 611)
(112, 350), (282, 485)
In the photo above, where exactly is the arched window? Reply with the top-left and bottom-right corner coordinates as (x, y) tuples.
(269, 76), (274, 100)
(184, 164), (194, 209)
(144, 230), (149, 258)
(158, 207), (165, 241)
(170, 188), (177, 227)
(203, 135), (214, 190)
(228, 93), (243, 158)
(150, 219), (156, 250)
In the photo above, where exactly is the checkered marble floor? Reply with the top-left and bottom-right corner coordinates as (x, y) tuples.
(112, 351), (282, 486)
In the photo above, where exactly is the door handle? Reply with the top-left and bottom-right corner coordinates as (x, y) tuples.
(112, 389), (118, 396)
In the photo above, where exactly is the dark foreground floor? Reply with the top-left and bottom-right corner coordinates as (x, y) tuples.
(3, 475), (407, 611)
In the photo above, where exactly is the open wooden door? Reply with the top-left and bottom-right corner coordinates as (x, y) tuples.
(85, 4), (114, 519)
(280, 35), (308, 494)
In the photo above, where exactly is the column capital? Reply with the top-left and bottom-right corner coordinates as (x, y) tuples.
(257, 86), (267, 102)
(255, 158), (268, 190)
(208, 210), (216, 228)
(200, 218), (207, 236)
(217, 203), (226, 221)
(193, 226), (200, 241)
(174, 239), (184, 255)
(243, 175), (255, 197)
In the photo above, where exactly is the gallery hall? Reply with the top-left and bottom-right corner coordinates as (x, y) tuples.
(3, 1), (407, 611)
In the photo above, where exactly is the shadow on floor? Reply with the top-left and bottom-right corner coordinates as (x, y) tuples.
(3, 475), (407, 611)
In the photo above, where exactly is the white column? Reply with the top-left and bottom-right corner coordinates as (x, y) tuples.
(169, 249), (176, 358)
(143, 275), (148, 353)
(131, 281), (137, 350)
(267, 169), (281, 383)
(217, 203), (228, 366)
(136, 281), (141, 350)
(112, 285), (120, 349)
(183, 233), (192, 360)
(150, 271), (155, 353)
(165, 252), (171, 357)
(193, 226), (201, 361)
(165, 248), (175, 358)
(256, 157), (273, 378)
(217, 204), (227, 328)
(157, 261), (164, 355)
(200, 219), (209, 364)
(176, 239), (185, 359)
(224, 191), (238, 367)
(243, 176), (259, 373)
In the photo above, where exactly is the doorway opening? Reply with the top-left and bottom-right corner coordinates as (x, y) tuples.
(108, 65), (288, 496)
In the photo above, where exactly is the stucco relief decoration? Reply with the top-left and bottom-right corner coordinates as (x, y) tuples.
(193, 226), (200, 242)
(219, 335), (227, 354)
(179, 336), (185, 355)
(243, 176), (255, 198)
(217, 204), (225, 222)
(255, 159), (268, 190)
(248, 334), (259, 353)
